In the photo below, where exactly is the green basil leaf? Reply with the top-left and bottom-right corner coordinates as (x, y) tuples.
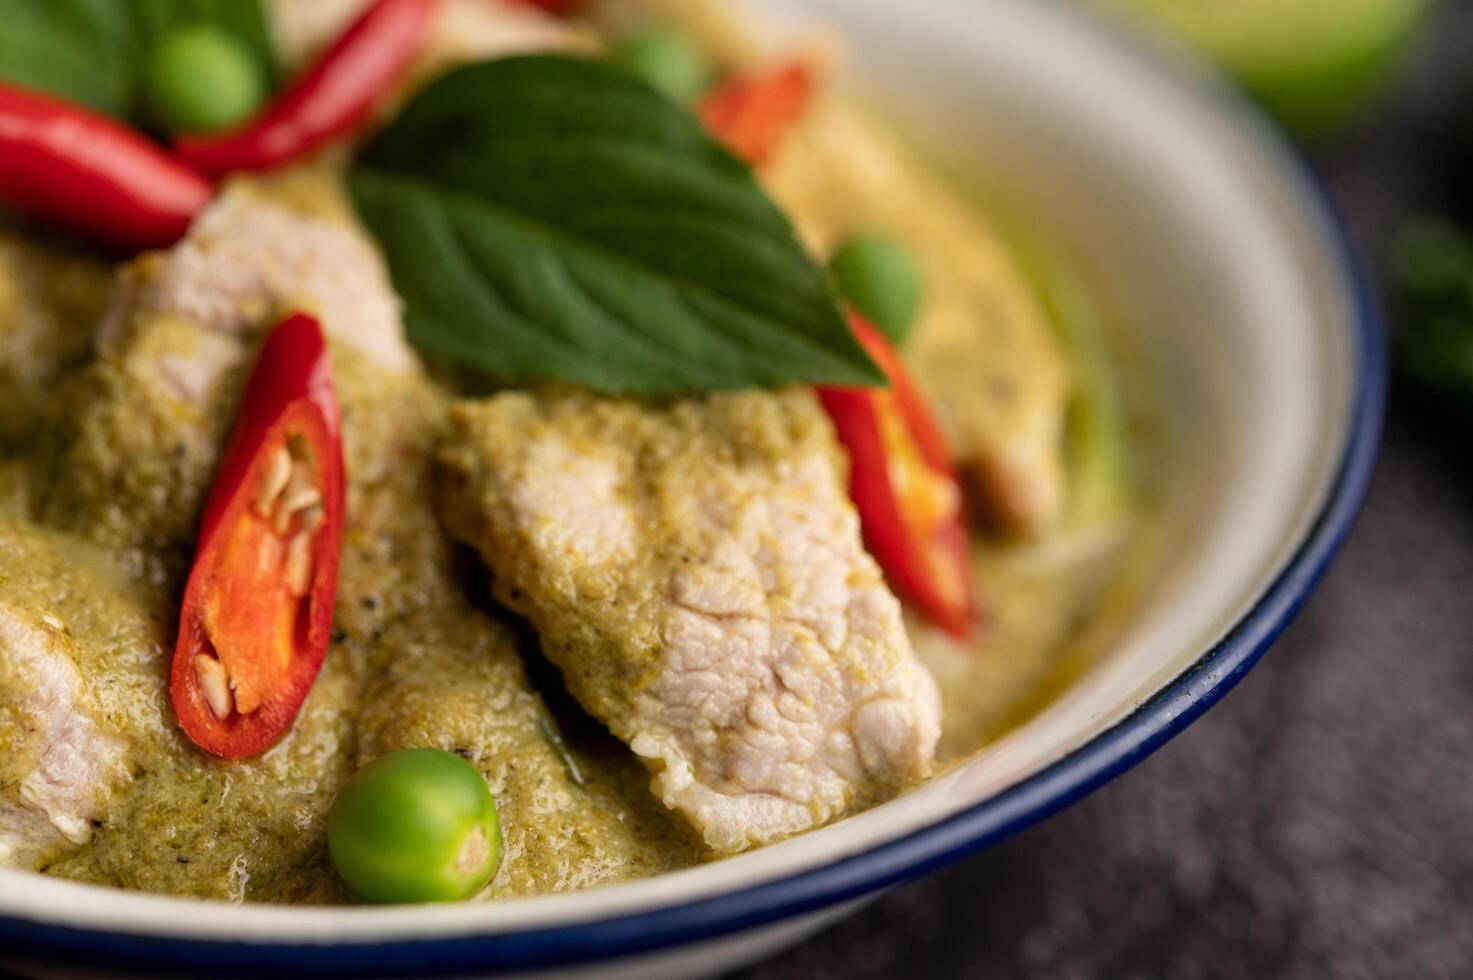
(0, 0), (135, 115)
(0, 0), (277, 119)
(348, 54), (882, 396)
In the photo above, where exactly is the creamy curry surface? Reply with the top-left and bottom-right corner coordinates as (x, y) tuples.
(0, 0), (1153, 903)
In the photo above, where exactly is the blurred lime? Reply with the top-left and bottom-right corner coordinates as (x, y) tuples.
(1096, 0), (1433, 137)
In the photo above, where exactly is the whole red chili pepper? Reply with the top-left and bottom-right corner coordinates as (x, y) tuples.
(0, 81), (211, 251)
(171, 312), (346, 759)
(175, 0), (439, 177)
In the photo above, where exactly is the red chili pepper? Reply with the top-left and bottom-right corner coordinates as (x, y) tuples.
(0, 82), (211, 250)
(171, 313), (346, 759)
(698, 60), (814, 165)
(175, 0), (439, 177)
(701, 61), (975, 637)
(818, 313), (977, 639)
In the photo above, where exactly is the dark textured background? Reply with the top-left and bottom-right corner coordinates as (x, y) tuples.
(731, 3), (1473, 978)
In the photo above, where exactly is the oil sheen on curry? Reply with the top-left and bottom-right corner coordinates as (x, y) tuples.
(0, 0), (1146, 903)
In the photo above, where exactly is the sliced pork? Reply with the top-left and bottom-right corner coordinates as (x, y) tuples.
(23, 180), (691, 897)
(357, 605), (701, 896)
(46, 182), (411, 556)
(0, 584), (130, 870)
(440, 388), (942, 854)
(763, 97), (1072, 535)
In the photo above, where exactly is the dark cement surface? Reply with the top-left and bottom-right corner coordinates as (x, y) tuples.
(730, 3), (1473, 978)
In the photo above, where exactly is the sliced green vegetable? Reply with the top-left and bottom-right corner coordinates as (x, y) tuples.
(349, 55), (879, 396)
(829, 232), (923, 345)
(1012, 232), (1129, 527)
(329, 748), (502, 904)
(0, 0), (276, 122)
(608, 24), (709, 105)
(142, 25), (265, 134)
(537, 717), (586, 789)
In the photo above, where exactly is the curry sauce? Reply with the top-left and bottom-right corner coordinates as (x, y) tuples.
(0, 0), (1151, 905)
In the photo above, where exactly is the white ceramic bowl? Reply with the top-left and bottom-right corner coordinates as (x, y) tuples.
(0, 0), (1382, 977)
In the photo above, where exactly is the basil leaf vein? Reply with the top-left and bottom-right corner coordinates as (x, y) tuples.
(348, 54), (880, 396)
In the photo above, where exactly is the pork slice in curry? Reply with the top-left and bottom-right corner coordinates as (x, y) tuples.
(358, 608), (701, 896)
(590, 0), (1073, 533)
(0, 516), (357, 901)
(440, 388), (942, 855)
(763, 91), (1072, 536)
(2, 180), (696, 898)
(0, 525), (135, 870)
(38, 183), (411, 562)
(1, 185), (405, 897)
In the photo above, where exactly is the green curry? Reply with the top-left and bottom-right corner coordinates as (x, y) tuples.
(0, 0), (1151, 904)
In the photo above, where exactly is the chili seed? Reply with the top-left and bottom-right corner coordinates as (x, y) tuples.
(255, 446), (292, 517)
(285, 531), (314, 597)
(274, 461), (322, 534)
(193, 654), (234, 720)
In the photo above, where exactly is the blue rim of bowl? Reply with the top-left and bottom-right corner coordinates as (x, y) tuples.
(0, 24), (1386, 980)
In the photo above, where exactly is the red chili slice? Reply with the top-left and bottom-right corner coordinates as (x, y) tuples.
(702, 61), (976, 637)
(0, 81), (211, 250)
(174, 0), (439, 177)
(170, 312), (346, 758)
(818, 314), (977, 639)
(699, 60), (814, 165)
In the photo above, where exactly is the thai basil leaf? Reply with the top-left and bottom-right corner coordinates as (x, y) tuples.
(0, 0), (134, 115)
(0, 0), (277, 120)
(348, 54), (881, 396)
